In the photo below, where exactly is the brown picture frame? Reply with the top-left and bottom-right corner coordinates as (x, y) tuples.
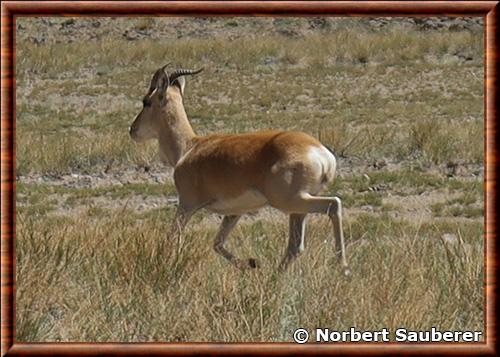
(1, 1), (498, 356)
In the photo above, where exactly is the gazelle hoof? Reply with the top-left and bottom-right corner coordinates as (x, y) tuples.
(248, 258), (259, 269)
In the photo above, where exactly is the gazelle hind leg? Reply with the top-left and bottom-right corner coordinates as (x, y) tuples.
(326, 197), (348, 272)
(279, 214), (307, 271)
(213, 215), (258, 270)
(283, 193), (348, 272)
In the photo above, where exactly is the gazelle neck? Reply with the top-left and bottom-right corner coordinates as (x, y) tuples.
(158, 89), (197, 167)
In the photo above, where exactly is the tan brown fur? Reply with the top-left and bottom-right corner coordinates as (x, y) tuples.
(176, 131), (327, 211)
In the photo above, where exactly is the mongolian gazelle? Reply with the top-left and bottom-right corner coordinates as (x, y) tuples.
(129, 65), (348, 273)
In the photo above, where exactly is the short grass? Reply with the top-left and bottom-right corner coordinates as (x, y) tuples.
(15, 17), (484, 342)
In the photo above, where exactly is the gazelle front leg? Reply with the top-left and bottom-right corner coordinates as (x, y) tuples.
(169, 199), (214, 253)
(168, 205), (196, 255)
(213, 215), (258, 270)
(279, 214), (307, 271)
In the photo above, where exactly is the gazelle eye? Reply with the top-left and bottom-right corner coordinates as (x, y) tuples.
(143, 98), (151, 107)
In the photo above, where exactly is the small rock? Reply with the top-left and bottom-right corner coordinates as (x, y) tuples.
(262, 57), (277, 67)
(96, 66), (109, 76)
(123, 30), (139, 41)
(61, 19), (75, 27)
(373, 159), (387, 169)
(309, 18), (330, 30)
(441, 233), (458, 245)
(369, 184), (387, 192)
(30, 35), (46, 45)
(446, 160), (458, 177)
(41, 19), (55, 27)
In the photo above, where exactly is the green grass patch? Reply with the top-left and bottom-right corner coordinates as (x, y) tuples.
(18, 181), (176, 199)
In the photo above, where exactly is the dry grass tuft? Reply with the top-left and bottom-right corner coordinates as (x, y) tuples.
(16, 211), (483, 341)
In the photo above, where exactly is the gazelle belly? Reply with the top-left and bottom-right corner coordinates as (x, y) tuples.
(208, 189), (268, 215)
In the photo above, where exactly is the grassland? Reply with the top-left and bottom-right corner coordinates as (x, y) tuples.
(15, 17), (484, 342)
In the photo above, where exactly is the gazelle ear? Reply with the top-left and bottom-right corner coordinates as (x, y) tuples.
(172, 76), (186, 96)
(157, 74), (170, 95)
(148, 63), (170, 94)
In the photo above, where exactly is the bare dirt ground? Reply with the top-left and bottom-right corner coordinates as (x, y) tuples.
(16, 156), (483, 223)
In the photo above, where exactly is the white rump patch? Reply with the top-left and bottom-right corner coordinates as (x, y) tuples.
(307, 145), (337, 185)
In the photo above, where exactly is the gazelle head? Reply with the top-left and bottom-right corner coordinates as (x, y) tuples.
(129, 65), (203, 142)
